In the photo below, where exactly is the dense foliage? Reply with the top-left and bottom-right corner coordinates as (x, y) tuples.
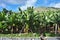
(0, 7), (60, 34)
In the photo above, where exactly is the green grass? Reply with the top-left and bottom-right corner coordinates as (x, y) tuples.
(0, 33), (40, 37)
(45, 33), (60, 37)
(0, 33), (59, 37)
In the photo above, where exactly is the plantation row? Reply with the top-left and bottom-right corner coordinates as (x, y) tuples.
(0, 7), (60, 34)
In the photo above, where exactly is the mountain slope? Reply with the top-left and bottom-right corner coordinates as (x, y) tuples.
(34, 7), (60, 12)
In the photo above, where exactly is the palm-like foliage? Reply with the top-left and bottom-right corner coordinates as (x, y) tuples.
(0, 7), (60, 34)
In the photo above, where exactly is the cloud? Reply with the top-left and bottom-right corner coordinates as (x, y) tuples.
(49, 3), (60, 8)
(0, 3), (6, 8)
(4, 0), (27, 4)
(53, 3), (60, 8)
(0, 0), (37, 11)
(20, 0), (37, 10)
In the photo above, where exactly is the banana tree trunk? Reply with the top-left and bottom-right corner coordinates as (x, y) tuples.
(24, 23), (29, 33)
(16, 26), (18, 33)
(55, 24), (58, 35)
(11, 26), (13, 34)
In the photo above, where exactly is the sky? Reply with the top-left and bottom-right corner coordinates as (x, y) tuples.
(0, 0), (60, 11)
